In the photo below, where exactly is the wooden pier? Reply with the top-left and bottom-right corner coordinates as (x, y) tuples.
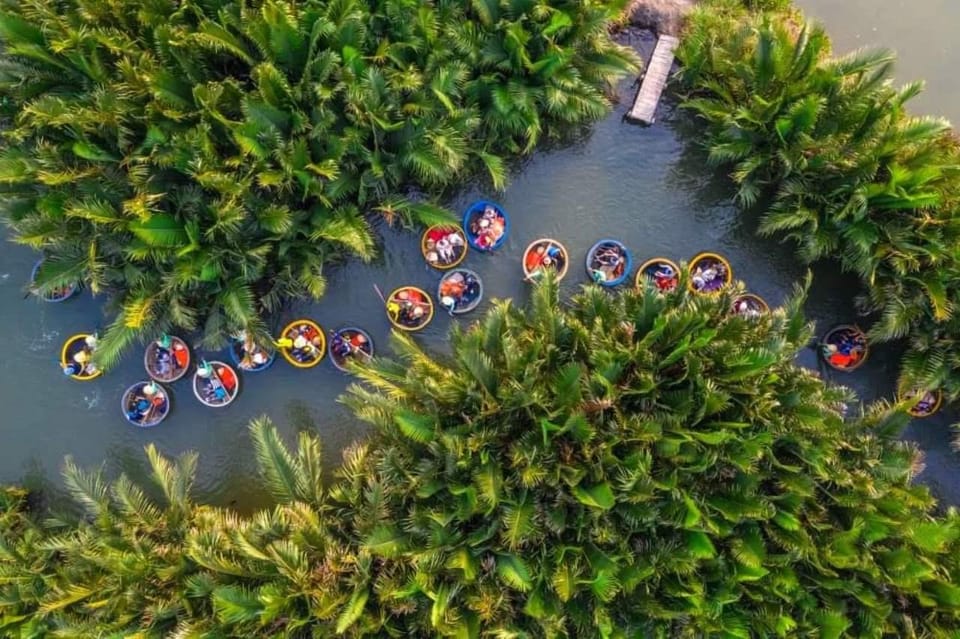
(627, 34), (679, 125)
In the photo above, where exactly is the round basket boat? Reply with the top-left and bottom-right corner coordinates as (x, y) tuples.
(31, 259), (79, 303)
(278, 320), (326, 368)
(386, 286), (434, 331)
(329, 327), (375, 372)
(904, 389), (943, 419)
(438, 268), (484, 315)
(144, 335), (191, 383)
(462, 200), (509, 252)
(523, 238), (569, 283)
(586, 239), (632, 287)
(731, 293), (769, 318)
(60, 333), (102, 381)
(422, 225), (468, 270)
(820, 325), (869, 372)
(688, 252), (733, 295)
(636, 257), (681, 294)
(121, 381), (170, 428)
(192, 361), (239, 408)
(228, 334), (276, 373)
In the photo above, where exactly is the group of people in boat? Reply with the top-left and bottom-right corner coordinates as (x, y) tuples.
(277, 322), (325, 364)
(690, 255), (730, 294)
(50, 198), (942, 423)
(821, 326), (868, 371)
(439, 270), (482, 314)
(329, 329), (373, 369)
(524, 240), (567, 281)
(588, 241), (629, 285)
(148, 335), (191, 382)
(62, 334), (99, 378)
(424, 227), (467, 268)
(732, 295), (767, 319)
(194, 360), (239, 406)
(387, 287), (432, 329)
(646, 261), (679, 293)
(466, 204), (507, 251)
(234, 331), (274, 371)
(123, 381), (168, 427)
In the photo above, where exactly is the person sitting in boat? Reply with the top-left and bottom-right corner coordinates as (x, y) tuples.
(735, 299), (761, 318)
(594, 246), (622, 267)
(332, 332), (353, 359)
(441, 272), (467, 299)
(652, 264), (676, 290)
(436, 237), (454, 263)
(692, 263), (722, 290)
(398, 304), (424, 326)
(464, 275), (480, 301)
(915, 391), (937, 413)
(296, 335), (315, 362)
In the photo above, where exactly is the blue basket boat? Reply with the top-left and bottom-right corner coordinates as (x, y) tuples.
(229, 335), (276, 373)
(586, 239), (632, 287)
(462, 200), (509, 252)
(31, 259), (79, 303)
(329, 327), (375, 372)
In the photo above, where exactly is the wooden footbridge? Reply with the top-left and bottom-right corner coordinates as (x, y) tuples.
(627, 34), (679, 125)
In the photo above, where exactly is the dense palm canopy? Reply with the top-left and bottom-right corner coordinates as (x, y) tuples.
(0, 0), (637, 366)
(2, 278), (960, 637)
(674, 0), (960, 401)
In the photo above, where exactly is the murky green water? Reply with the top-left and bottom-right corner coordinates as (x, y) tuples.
(797, 0), (960, 125)
(1, 23), (957, 508)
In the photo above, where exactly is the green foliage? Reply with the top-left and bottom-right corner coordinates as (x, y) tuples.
(0, 0), (638, 367)
(4, 278), (960, 636)
(675, 1), (960, 401)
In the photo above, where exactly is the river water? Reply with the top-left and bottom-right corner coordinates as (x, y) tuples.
(1, 18), (957, 508)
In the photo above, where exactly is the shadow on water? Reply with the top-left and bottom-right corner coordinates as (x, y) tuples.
(1, 56), (956, 507)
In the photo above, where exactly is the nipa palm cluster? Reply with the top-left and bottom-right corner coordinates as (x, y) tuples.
(674, 0), (960, 404)
(0, 0), (638, 367)
(3, 278), (959, 637)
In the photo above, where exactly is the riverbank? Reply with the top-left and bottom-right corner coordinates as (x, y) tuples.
(626, 0), (696, 34)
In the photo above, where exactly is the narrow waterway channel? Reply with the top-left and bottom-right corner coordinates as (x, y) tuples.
(0, 24), (956, 509)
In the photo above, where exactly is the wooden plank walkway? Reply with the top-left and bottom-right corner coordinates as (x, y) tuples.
(627, 34), (679, 125)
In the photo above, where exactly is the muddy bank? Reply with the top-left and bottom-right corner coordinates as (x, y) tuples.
(626, 0), (696, 35)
